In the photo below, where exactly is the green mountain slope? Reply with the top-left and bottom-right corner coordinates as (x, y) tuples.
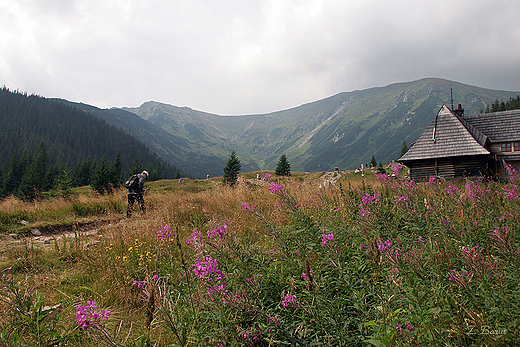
(121, 78), (519, 174)
(0, 88), (183, 178)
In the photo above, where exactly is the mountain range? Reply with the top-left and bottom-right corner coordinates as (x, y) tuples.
(52, 78), (520, 178)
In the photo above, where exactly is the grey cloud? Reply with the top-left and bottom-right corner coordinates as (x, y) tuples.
(1, 0), (519, 114)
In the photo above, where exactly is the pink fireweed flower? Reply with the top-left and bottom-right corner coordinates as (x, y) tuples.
(242, 202), (254, 211)
(391, 165), (402, 176)
(377, 239), (393, 253)
(207, 224), (228, 239)
(269, 184), (284, 193)
(505, 184), (518, 200)
(192, 256), (224, 282)
(446, 185), (459, 195)
(396, 196), (408, 205)
(376, 173), (390, 181)
(75, 300), (110, 330)
(429, 176), (438, 184)
(185, 229), (201, 245)
(360, 193), (381, 206)
(158, 224), (175, 245)
(321, 232), (335, 247)
(359, 207), (373, 219)
(263, 173), (273, 181)
(281, 293), (299, 308)
(132, 280), (145, 289)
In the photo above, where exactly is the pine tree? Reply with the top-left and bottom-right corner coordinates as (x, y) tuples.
(223, 151), (241, 186)
(109, 153), (124, 188)
(53, 167), (73, 199)
(275, 154), (291, 176)
(399, 140), (408, 158)
(18, 142), (49, 200)
(91, 155), (112, 194)
(370, 155), (377, 168)
(2, 153), (19, 197)
(129, 156), (141, 176)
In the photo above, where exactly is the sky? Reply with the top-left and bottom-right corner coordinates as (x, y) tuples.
(1, 0), (520, 115)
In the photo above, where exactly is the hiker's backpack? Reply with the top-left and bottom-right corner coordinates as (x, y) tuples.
(125, 174), (139, 190)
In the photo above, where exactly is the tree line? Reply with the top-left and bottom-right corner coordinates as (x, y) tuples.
(0, 141), (182, 200)
(484, 95), (520, 113)
(0, 87), (188, 200)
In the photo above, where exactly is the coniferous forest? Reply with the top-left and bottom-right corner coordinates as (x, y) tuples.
(484, 95), (520, 113)
(0, 87), (186, 200)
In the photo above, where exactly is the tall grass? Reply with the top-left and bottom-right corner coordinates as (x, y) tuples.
(0, 170), (519, 346)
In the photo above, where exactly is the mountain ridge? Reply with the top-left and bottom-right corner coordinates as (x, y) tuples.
(118, 78), (519, 175)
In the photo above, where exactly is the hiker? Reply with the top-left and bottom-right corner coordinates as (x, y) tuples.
(126, 170), (148, 217)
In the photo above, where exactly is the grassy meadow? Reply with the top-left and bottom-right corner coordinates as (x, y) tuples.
(0, 167), (519, 346)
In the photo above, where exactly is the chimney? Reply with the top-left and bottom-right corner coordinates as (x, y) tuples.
(453, 104), (465, 118)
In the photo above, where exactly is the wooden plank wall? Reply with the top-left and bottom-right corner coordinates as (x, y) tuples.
(409, 156), (486, 182)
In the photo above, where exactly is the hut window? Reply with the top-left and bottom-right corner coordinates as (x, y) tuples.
(501, 143), (512, 152)
(515, 142), (520, 151)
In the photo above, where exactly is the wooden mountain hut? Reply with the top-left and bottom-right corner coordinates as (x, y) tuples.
(399, 105), (520, 182)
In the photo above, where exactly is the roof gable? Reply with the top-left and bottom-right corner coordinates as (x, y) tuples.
(399, 105), (490, 162)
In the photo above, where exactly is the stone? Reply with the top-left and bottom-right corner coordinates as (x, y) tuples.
(30, 229), (41, 236)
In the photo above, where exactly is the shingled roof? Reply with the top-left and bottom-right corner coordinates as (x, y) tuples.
(399, 105), (490, 162)
(464, 109), (520, 142)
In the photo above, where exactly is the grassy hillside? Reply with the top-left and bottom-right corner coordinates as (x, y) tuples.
(123, 78), (520, 174)
(0, 169), (519, 345)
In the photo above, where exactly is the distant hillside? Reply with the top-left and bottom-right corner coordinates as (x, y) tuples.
(0, 87), (183, 178)
(122, 78), (520, 173)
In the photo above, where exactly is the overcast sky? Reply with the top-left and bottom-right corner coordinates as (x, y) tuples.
(1, 0), (520, 115)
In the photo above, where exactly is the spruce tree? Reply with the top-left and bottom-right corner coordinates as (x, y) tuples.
(223, 151), (241, 186)
(129, 156), (141, 176)
(275, 154), (291, 176)
(400, 140), (408, 158)
(370, 155), (377, 168)
(109, 153), (124, 188)
(18, 143), (49, 200)
(91, 155), (112, 194)
(53, 167), (73, 199)
(2, 153), (19, 197)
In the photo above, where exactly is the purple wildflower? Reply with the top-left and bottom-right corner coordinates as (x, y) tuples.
(207, 224), (228, 239)
(391, 165), (402, 176)
(446, 185), (459, 195)
(75, 300), (110, 330)
(185, 229), (201, 245)
(242, 202), (254, 211)
(158, 224), (175, 245)
(321, 232), (335, 247)
(192, 256), (224, 282)
(377, 239), (393, 253)
(281, 293), (299, 308)
(396, 196), (408, 205)
(376, 173), (390, 180)
(269, 184), (284, 193)
(132, 280), (145, 289)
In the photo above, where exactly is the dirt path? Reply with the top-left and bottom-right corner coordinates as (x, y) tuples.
(2, 219), (121, 251)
